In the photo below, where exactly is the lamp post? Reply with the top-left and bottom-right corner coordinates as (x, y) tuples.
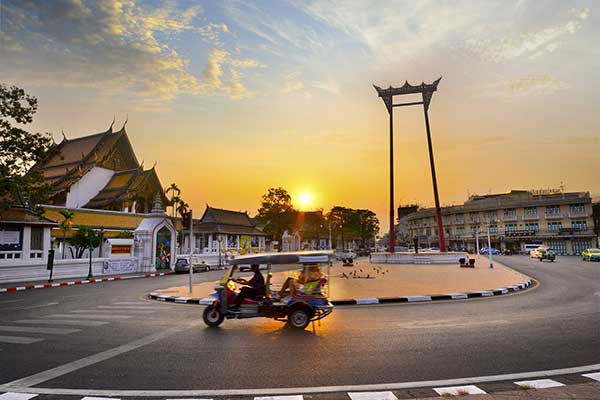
(374, 78), (446, 252)
(485, 219), (501, 269)
(87, 230), (94, 280)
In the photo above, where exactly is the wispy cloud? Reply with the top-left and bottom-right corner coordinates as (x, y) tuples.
(0, 0), (260, 108)
(486, 75), (570, 96)
(465, 8), (590, 62)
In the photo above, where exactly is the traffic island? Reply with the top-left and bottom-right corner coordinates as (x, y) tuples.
(148, 257), (534, 306)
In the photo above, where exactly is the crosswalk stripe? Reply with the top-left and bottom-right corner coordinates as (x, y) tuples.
(47, 314), (130, 320)
(14, 319), (109, 327)
(81, 397), (121, 400)
(68, 310), (155, 314)
(348, 391), (399, 400)
(0, 393), (38, 399)
(583, 372), (600, 381)
(0, 325), (80, 335)
(97, 305), (161, 310)
(255, 396), (303, 400)
(514, 379), (565, 389)
(0, 335), (44, 344)
(433, 385), (486, 396)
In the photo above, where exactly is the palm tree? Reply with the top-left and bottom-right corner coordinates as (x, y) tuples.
(58, 209), (74, 259)
(165, 183), (181, 217)
(176, 200), (189, 217)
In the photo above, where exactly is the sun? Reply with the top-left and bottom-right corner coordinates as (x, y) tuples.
(297, 192), (314, 210)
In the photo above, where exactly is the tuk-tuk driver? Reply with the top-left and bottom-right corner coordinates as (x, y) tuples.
(232, 264), (265, 309)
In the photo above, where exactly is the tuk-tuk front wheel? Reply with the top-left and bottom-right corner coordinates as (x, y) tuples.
(203, 304), (224, 327)
(289, 308), (310, 329)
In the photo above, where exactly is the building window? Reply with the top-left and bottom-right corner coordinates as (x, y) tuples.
(505, 223), (517, 232)
(30, 227), (43, 250)
(546, 240), (567, 255)
(470, 213), (479, 222)
(457, 226), (465, 235)
(485, 211), (498, 221)
(524, 207), (537, 216)
(503, 208), (516, 217)
(569, 204), (585, 214)
(489, 224), (498, 234)
(572, 240), (592, 255)
(548, 222), (562, 231)
(571, 220), (587, 230)
(525, 222), (539, 231)
(545, 205), (561, 215)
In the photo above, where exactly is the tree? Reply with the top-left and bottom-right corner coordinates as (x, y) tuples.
(67, 227), (101, 259)
(0, 83), (55, 211)
(165, 183), (181, 217)
(58, 209), (74, 259)
(256, 187), (298, 245)
(355, 209), (380, 248)
(176, 200), (189, 217)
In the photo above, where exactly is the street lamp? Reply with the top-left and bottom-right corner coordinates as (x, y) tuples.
(485, 218), (501, 269)
(374, 78), (446, 253)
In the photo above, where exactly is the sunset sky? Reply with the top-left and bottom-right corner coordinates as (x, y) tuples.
(1, 0), (598, 231)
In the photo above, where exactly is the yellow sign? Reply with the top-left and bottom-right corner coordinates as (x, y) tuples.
(111, 245), (131, 254)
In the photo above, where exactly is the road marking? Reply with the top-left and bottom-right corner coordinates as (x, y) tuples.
(81, 397), (121, 400)
(0, 326), (80, 335)
(2, 363), (600, 397)
(1, 320), (202, 389)
(255, 396), (303, 400)
(14, 319), (109, 327)
(433, 385), (486, 395)
(348, 391), (398, 400)
(47, 314), (130, 320)
(449, 293), (468, 299)
(514, 379), (565, 389)
(355, 298), (379, 305)
(96, 305), (161, 310)
(582, 372), (600, 381)
(68, 310), (155, 314)
(0, 393), (38, 399)
(406, 296), (431, 302)
(112, 301), (147, 305)
(0, 336), (44, 344)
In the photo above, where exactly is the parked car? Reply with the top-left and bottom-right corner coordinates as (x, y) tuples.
(174, 257), (210, 273)
(530, 246), (556, 262)
(582, 248), (600, 262)
(356, 248), (370, 257)
(480, 247), (501, 255)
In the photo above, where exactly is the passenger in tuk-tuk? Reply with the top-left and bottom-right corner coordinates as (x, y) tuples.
(231, 264), (265, 310)
(277, 265), (323, 297)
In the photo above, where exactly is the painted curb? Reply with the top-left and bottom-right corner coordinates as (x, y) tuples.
(0, 272), (174, 294)
(147, 279), (535, 306)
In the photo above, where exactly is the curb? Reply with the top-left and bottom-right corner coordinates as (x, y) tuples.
(147, 278), (535, 306)
(0, 271), (174, 294)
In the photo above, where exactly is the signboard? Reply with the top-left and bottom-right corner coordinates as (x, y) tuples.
(0, 228), (23, 251)
(111, 244), (132, 255)
(103, 259), (136, 274)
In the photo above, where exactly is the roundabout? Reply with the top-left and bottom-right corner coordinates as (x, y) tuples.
(0, 255), (598, 399)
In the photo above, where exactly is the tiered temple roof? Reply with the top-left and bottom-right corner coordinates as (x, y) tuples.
(195, 206), (266, 236)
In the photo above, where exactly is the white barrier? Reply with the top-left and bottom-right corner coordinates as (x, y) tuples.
(370, 252), (469, 265)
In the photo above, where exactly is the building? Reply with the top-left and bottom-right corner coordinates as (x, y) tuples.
(180, 206), (267, 256)
(405, 190), (596, 255)
(0, 207), (57, 265)
(30, 122), (166, 213)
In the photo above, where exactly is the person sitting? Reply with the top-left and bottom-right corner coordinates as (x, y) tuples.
(278, 265), (323, 297)
(231, 264), (265, 310)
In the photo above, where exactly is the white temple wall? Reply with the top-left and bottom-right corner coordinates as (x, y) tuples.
(66, 167), (115, 208)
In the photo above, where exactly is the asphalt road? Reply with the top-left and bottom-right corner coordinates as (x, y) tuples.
(0, 256), (598, 393)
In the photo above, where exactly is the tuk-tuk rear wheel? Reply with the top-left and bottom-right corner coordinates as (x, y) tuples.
(289, 308), (310, 329)
(203, 304), (224, 327)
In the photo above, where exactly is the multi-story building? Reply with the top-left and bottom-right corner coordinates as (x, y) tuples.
(405, 190), (596, 255)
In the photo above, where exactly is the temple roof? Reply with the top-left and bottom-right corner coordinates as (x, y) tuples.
(0, 207), (58, 227)
(195, 206), (266, 236)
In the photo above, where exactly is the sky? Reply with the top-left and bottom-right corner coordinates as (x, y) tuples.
(1, 0), (599, 231)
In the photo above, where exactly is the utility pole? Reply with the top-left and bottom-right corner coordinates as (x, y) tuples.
(188, 210), (194, 293)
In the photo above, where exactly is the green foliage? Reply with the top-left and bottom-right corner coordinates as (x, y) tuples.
(116, 230), (134, 239)
(68, 227), (101, 259)
(0, 83), (55, 211)
(327, 206), (379, 248)
(256, 187), (298, 242)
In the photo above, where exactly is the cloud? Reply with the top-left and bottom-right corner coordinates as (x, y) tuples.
(486, 75), (570, 96)
(0, 0), (260, 107)
(465, 8), (590, 62)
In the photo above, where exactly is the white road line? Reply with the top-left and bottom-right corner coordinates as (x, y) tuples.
(96, 306), (161, 310)
(69, 310), (155, 314)
(514, 379), (565, 389)
(255, 396), (303, 400)
(0, 326), (80, 335)
(81, 397), (121, 400)
(0, 336), (44, 344)
(582, 372), (600, 381)
(2, 363), (600, 397)
(112, 302), (147, 305)
(0, 393), (38, 399)
(449, 294), (468, 299)
(1, 320), (203, 389)
(47, 314), (130, 320)
(433, 385), (486, 396)
(348, 391), (398, 400)
(355, 298), (379, 305)
(406, 296), (432, 302)
(14, 319), (109, 327)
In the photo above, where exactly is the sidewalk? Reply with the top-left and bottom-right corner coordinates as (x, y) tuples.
(0, 270), (173, 292)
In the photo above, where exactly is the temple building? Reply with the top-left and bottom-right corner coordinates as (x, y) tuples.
(30, 121), (167, 213)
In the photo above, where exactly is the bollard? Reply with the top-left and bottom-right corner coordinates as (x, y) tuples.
(47, 249), (55, 282)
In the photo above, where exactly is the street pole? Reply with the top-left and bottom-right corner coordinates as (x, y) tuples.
(328, 224), (332, 250)
(388, 107), (395, 253)
(87, 231), (93, 280)
(487, 223), (494, 268)
(422, 103), (446, 252)
(189, 210), (194, 294)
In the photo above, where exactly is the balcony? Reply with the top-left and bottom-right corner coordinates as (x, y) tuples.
(544, 213), (564, 220)
(568, 211), (588, 218)
(522, 214), (539, 221)
(505, 230), (538, 237)
(558, 227), (590, 235)
(502, 214), (518, 222)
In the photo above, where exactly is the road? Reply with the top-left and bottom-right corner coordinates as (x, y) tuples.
(0, 256), (598, 395)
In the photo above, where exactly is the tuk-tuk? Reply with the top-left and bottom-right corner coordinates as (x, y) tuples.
(201, 251), (334, 329)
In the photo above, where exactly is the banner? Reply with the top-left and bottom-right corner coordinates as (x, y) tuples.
(103, 259), (136, 274)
